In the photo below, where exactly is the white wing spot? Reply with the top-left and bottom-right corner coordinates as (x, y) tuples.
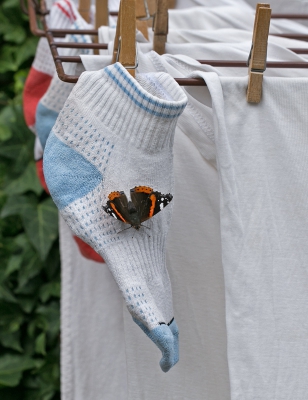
(112, 213), (117, 218)
(160, 203), (164, 210)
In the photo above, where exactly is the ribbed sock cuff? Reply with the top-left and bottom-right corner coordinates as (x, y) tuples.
(70, 63), (187, 152)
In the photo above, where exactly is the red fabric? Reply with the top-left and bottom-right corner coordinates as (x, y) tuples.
(59, 0), (76, 19)
(55, 2), (72, 19)
(73, 236), (105, 263)
(36, 159), (50, 194)
(35, 160), (104, 263)
(23, 67), (52, 128)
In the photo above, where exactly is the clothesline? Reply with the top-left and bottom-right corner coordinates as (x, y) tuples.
(51, 40), (308, 54)
(54, 54), (308, 68)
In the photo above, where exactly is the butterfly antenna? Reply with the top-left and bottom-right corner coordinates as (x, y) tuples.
(117, 226), (132, 234)
(141, 224), (150, 230)
(140, 224), (151, 238)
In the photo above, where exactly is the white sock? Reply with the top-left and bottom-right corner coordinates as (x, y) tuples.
(43, 63), (187, 372)
(36, 15), (92, 149)
(23, 0), (80, 131)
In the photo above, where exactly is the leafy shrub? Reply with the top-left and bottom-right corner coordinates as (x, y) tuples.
(0, 0), (60, 399)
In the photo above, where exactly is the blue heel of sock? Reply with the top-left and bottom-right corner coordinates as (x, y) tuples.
(36, 102), (59, 149)
(44, 132), (102, 209)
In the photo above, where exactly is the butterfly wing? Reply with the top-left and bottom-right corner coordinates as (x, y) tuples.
(152, 191), (173, 216)
(130, 186), (152, 223)
(130, 186), (173, 223)
(103, 191), (131, 224)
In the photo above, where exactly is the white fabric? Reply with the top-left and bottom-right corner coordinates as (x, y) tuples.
(108, 0), (120, 11)
(174, 0), (252, 9)
(167, 6), (308, 34)
(245, 0), (308, 13)
(177, 0), (308, 13)
(192, 71), (308, 400)
(59, 217), (128, 400)
(244, 0), (308, 29)
(165, 28), (308, 48)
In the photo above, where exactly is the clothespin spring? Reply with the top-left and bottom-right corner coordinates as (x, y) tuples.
(137, 0), (152, 21)
(115, 37), (139, 70)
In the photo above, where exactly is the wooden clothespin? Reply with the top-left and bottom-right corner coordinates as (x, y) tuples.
(95, 0), (109, 29)
(136, 0), (150, 40)
(78, 0), (91, 23)
(112, 0), (137, 77)
(153, 0), (168, 55)
(93, 0), (109, 54)
(247, 3), (271, 103)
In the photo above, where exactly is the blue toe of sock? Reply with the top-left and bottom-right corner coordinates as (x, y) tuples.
(168, 319), (179, 365)
(133, 318), (178, 373)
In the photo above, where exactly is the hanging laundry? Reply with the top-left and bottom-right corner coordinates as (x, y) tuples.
(23, 0), (308, 398)
(23, 0), (78, 132)
(43, 63), (187, 372)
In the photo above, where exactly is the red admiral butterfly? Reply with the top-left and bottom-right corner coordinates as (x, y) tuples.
(103, 186), (173, 230)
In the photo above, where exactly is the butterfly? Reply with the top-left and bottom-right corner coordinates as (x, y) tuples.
(103, 186), (173, 230)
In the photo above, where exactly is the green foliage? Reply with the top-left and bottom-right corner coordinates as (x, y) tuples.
(0, 1), (60, 399)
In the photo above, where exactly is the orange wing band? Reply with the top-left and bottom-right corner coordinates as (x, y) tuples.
(149, 194), (156, 218)
(110, 203), (127, 223)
